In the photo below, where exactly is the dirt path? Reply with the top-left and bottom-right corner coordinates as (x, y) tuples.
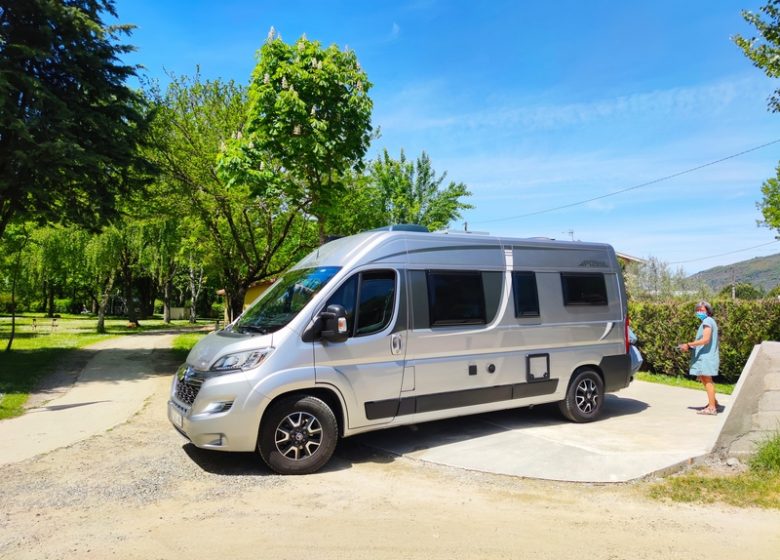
(1, 353), (779, 559)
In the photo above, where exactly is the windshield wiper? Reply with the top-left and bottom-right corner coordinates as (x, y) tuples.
(236, 324), (269, 335)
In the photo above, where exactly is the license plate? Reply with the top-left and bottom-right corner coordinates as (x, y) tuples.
(171, 408), (183, 428)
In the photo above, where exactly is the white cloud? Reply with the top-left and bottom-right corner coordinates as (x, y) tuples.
(374, 75), (772, 135)
(389, 22), (400, 40)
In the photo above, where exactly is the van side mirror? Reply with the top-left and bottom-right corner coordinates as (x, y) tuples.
(318, 304), (349, 343)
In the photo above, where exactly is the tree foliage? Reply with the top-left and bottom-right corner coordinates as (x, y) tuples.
(0, 22), (480, 331)
(717, 282), (765, 300)
(623, 256), (690, 301)
(756, 165), (780, 233)
(735, 3), (780, 234)
(0, 0), (149, 240)
(219, 30), (373, 242)
(735, 0), (780, 112)
(367, 149), (473, 231)
(145, 72), (317, 320)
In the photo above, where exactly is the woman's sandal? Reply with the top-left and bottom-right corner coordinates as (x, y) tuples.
(697, 407), (717, 415)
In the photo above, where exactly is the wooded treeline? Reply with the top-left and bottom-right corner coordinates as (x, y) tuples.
(0, 2), (472, 341)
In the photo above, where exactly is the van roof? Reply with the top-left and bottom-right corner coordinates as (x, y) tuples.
(295, 229), (618, 272)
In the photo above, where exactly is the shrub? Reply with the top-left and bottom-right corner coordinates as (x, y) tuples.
(53, 298), (77, 314)
(210, 302), (225, 319)
(750, 432), (780, 473)
(630, 299), (780, 383)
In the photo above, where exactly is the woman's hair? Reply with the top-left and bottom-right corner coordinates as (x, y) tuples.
(696, 301), (713, 316)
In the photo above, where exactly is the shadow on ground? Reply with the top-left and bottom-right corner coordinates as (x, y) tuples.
(179, 395), (648, 476)
(182, 436), (396, 476)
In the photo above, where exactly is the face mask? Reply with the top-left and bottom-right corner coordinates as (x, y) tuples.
(695, 311), (707, 321)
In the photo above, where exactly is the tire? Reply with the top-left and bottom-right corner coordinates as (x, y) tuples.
(258, 395), (338, 475)
(558, 369), (604, 423)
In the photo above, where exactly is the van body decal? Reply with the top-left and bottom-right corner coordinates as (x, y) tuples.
(364, 379), (559, 420)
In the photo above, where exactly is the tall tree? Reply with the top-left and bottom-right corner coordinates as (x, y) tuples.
(146, 73), (317, 321)
(624, 257), (688, 301)
(735, 0), (780, 112)
(367, 149), (473, 231)
(735, 3), (780, 232)
(0, 223), (31, 351)
(220, 30), (374, 243)
(0, 0), (148, 240)
(85, 227), (122, 333)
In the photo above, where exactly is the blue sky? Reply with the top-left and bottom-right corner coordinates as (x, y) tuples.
(114, 0), (780, 275)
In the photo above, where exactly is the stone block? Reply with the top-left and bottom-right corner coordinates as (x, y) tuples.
(728, 431), (776, 456)
(764, 373), (780, 391)
(758, 391), (780, 411)
(752, 411), (780, 431)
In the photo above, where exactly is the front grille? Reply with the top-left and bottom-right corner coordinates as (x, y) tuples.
(175, 377), (203, 406)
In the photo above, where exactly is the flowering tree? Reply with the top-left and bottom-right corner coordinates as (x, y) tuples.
(219, 30), (374, 243)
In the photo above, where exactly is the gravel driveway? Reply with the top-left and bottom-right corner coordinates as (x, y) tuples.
(0, 339), (779, 559)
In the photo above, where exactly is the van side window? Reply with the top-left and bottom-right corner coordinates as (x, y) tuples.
(561, 273), (608, 306)
(355, 271), (396, 336)
(427, 271), (486, 326)
(512, 271), (540, 317)
(326, 270), (396, 337)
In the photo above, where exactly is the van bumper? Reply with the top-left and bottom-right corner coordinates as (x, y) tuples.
(599, 353), (633, 392)
(168, 372), (260, 452)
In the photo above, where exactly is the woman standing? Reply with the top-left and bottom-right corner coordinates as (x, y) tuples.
(679, 301), (720, 415)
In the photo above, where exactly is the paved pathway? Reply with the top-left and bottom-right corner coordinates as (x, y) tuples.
(0, 333), (176, 466)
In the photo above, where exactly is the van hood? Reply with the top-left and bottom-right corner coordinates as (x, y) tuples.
(186, 329), (274, 371)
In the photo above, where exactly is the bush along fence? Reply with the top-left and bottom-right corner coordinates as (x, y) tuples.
(629, 299), (780, 383)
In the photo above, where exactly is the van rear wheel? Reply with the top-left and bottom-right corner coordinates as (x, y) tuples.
(258, 395), (338, 475)
(559, 369), (604, 423)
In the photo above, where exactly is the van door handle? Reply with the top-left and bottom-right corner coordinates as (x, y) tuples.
(391, 334), (403, 355)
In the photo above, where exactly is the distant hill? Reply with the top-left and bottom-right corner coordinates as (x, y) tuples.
(687, 253), (780, 293)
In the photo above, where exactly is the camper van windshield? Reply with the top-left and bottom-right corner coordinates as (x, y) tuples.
(234, 267), (340, 334)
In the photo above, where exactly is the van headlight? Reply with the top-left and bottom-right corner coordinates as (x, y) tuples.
(210, 347), (274, 373)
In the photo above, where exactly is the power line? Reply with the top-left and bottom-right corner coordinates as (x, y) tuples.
(474, 138), (780, 225)
(668, 240), (780, 265)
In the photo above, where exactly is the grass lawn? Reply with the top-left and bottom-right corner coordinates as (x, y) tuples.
(636, 371), (734, 395)
(648, 433), (780, 509)
(171, 331), (208, 360)
(0, 313), (212, 420)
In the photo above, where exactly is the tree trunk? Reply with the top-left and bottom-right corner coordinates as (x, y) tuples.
(188, 262), (205, 324)
(122, 264), (138, 326)
(136, 276), (154, 319)
(4, 253), (21, 352)
(318, 218), (327, 246)
(47, 284), (55, 318)
(96, 273), (115, 334)
(163, 279), (172, 324)
(227, 287), (246, 323)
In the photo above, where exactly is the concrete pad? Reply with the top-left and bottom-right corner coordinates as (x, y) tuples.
(0, 333), (175, 466)
(353, 381), (731, 482)
(1, 335), (732, 483)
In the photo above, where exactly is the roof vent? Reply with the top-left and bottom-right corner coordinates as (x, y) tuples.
(370, 224), (429, 232)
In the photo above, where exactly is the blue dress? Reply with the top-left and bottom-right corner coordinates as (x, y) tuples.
(689, 316), (719, 377)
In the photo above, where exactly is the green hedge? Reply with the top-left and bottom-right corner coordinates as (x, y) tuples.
(630, 299), (780, 383)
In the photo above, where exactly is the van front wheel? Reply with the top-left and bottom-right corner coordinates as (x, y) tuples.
(559, 370), (604, 423)
(258, 395), (338, 475)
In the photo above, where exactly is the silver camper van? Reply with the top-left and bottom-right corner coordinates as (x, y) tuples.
(168, 227), (632, 474)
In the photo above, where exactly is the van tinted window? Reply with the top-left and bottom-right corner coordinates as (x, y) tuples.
(512, 271), (540, 317)
(427, 271), (486, 326)
(561, 273), (608, 306)
(355, 271), (396, 336)
(326, 270), (396, 337)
